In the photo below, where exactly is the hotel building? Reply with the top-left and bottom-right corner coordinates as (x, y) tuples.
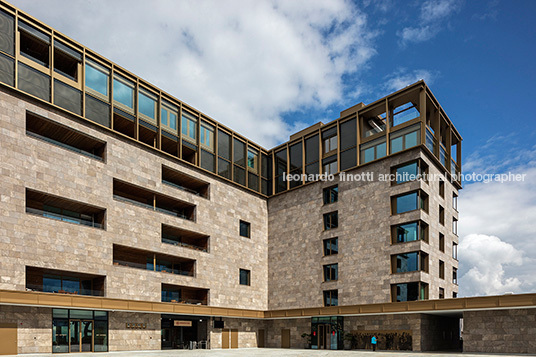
(0, 1), (535, 355)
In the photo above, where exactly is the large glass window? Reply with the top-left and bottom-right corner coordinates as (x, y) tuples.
(19, 21), (50, 67)
(181, 112), (197, 141)
(390, 125), (420, 154)
(392, 221), (428, 243)
(161, 100), (178, 132)
(85, 60), (109, 98)
(360, 138), (386, 164)
(323, 263), (338, 282)
(392, 191), (427, 214)
(200, 122), (214, 150)
(323, 155), (337, 175)
(391, 102), (420, 127)
(395, 252), (419, 273)
(217, 130), (231, 160)
(322, 127), (337, 154)
(113, 75), (134, 111)
(323, 211), (338, 230)
(239, 220), (250, 238)
(394, 162), (418, 184)
(394, 282), (420, 302)
(233, 139), (246, 167)
(138, 89), (157, 122)
(54, 41), (81, 81)
(248, 148), (258, 173)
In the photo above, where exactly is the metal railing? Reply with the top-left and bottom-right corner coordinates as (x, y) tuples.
(27, 131), (103, 161)
(113, 195), (191, 220)
(26, 207), (103, 229)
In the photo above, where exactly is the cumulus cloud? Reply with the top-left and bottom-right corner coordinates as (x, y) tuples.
(10, 0), (377, 148)
(458, 144), (536, 296)
(383, 68), (437, 92)
(398, 0), (461, 45)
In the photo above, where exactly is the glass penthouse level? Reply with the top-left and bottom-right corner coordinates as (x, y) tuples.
(0, 2), (461, 198)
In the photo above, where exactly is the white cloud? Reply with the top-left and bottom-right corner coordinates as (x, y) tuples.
(398, 0), (461, 45)
(383, 68), (437, 92)
(10, 0), (377, 148)
(458, 144), (536, 296)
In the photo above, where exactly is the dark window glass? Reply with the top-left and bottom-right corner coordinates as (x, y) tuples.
(323, 211), (338, 230)
(396, 192), (418, 214)
(248, 172), (259, 191)
(261, 154), (271, 178)
(239, 220), (250, 238)
(289, 142), (302, 171)
(305, 135), (319, 164)
(396, 252), (419, 273)
(340, 147), (357, 170)
(305, 162), (319, 176)
(239, 269), (250, 286)
(233, 166), (246, 186)
(323, 263), (338, 282)
(340, 119), (357, 151)
(395, 282), (419, 302)
(200, 149), (215, 173)
(18, 62), (50, 101)
(323, 290), (338, 306)
(0, 10), (15, 56)
(261, 179), (270, 196)
(275, 149), (287, 176)
(276, 175), (286, 193)
(218, 158), (231, 179)
(233, 139), (245, 167)
(85, 94), (110, 127)
(323, 237), (338, 256)
(323, 185), (338, 204)
(217, 130), (231, 160)
(19, 21), (50, 67)
(0, 52), (14, 86)
(54, 79), (81, 115)
(52, 319), (69, 353)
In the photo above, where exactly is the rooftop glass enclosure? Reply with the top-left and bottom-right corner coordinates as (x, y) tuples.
(0, 3), (461, 197)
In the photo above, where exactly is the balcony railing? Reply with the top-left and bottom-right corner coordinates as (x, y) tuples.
(162, 298), (206, 305)
(26, 207), (103, 229)
(25, 284), (104, 297)
(162, 237), (208, 252)
(425, 128), (436, 154)
(113, 195), (190, 220)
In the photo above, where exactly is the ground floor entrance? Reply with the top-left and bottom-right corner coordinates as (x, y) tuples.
(52, 309), (108, 353)
(161, 314), (208, 349)
(311, 316), (343, 350)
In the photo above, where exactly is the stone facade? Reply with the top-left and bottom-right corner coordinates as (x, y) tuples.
(108, 312), (161, 351)
(463, 309), (536, 354)
(268, 147), (459, 310)
(0, 306), (52, 354)
(0, 88), (269, 311)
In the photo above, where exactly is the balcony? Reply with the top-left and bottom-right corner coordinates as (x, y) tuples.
(113, 244), (196, 277)
(25, 266), (105, 296)
(162, 165), (210, 198)
(162, 283), (208, 305)
(162, 224), (209, 253)
(113, 179), (196, 221)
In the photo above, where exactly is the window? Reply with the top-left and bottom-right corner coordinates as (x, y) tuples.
(247, 148), (258, 173)
(200, 122), (214, 150)
(323, 263), (338, 282)
(439, 179), (445, 198)
(323, 185), (338, 204)
(453, 292), (458, 298)
(275, 149), (287, 193)
(161, 100), (178, 132)
(239, 220), (251, 238)
(391, 190), (428, 214)
(19, 21), (50, 67)
(138, 89), (157, 123)
(439, 205), (445, 225)
(26, 267), (104, 297)
(85, 60), (109, 98)
(360, 137), (386, 164)
(393, 161), (418, 185)
(439, 260), (445, 279)
(392, 221), (428, 244)
(392, 252), (428, 273)
(323, 290), (338, 306)
(54, 41), (81, 81)
(439, 287), (445, 299)
(340, 118), (357, 170)
(452, 192), (458, 211)
(453, 267), (458, 284)
(452, 242), (458, 260)
(113, 74), (134, 111)
(289, 142), (302, 188)
(390, 124), (420, 154)
(323, 237), (338, 256)
(323, 211), (338, 230)
(439, 233), (445, 252)
(322, 127), (337, 154)
(392, 282), (427, 302)
(305, 134), (319, 176)
(322, 155), (337, 175)
(453, 217), (458, 235)
(239, 269), (250, 286)
(391, 102), (420, 127)
(182, 112), (197, 142)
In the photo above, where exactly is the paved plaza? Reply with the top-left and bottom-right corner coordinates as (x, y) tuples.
(3, 349), (534, 357)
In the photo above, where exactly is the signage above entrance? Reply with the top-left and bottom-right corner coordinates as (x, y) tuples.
(174, 320), (192, 327)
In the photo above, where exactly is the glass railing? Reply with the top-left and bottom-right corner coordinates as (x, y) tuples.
(162, 179), (201, 196)
(440, 145), (447, 167)
(364, 123), (386, 138)
(113, 195), (191, 220)
(425, 128), (436, 154)
(26, 207), (103, 229)
(162, 237), (208, 252)
(451, 159), (460, 181)
(27, 131), (103, 161)
(112, 259), (147, 270)
(162, 297), (207, 305)
(114, 258), (194, 276)
(25, 284), (104, 296)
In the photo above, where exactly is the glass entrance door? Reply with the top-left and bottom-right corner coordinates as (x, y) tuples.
(317, 324), (333, 349)
(69, 320), (93, 352)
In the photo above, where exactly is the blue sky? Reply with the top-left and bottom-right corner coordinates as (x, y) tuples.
(9, 0), (536, 296)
